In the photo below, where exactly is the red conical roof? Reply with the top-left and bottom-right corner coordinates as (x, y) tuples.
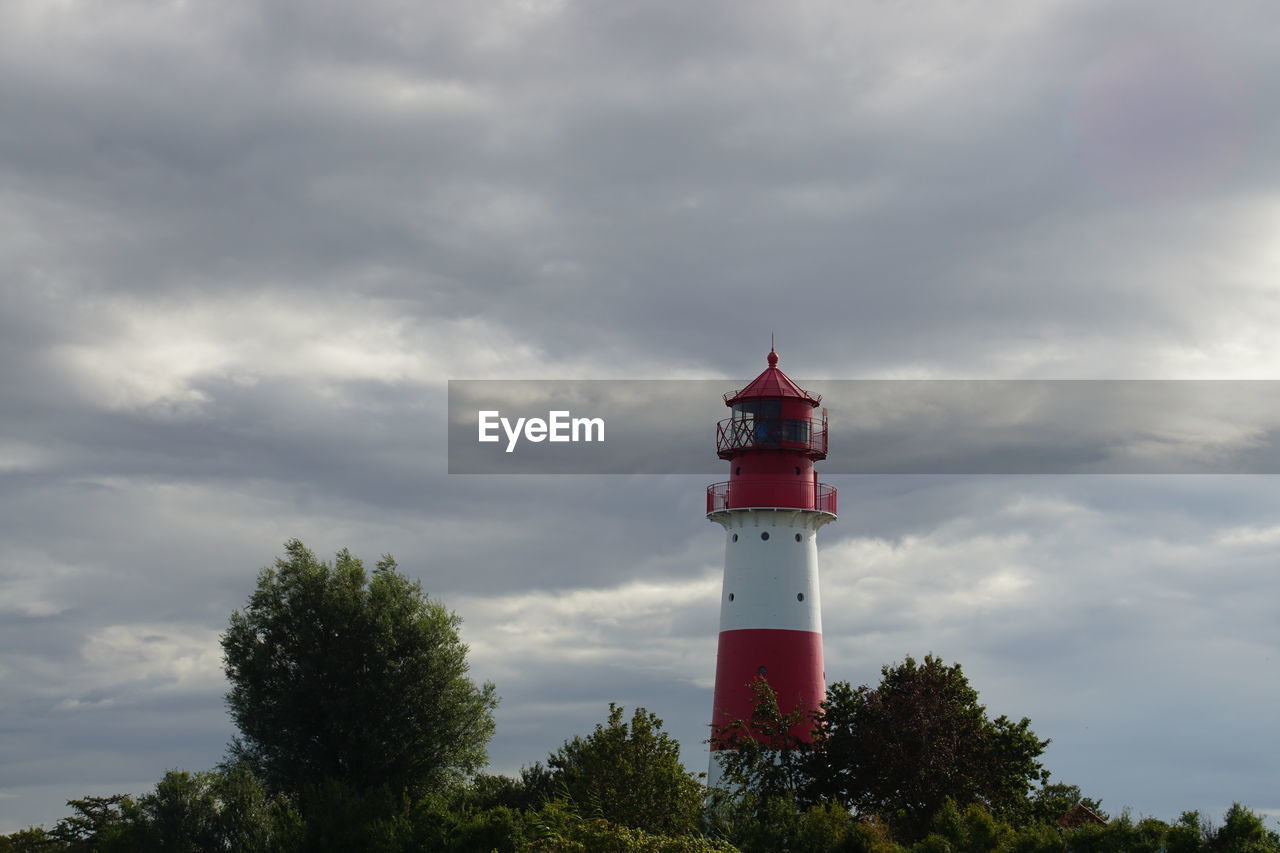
(724, 349), (822, 406)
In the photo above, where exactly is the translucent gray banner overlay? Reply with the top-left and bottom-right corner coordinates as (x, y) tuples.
(448, 380), (1280, 474)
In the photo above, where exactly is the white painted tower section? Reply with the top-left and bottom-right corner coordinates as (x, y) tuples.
(713, 509), (832, 635)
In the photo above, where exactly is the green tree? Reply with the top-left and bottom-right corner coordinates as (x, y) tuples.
(408, 794), (538, 853)
(133, 767), (300, 852)
(221, 539), (498, 799)
(2, 828), (62, 853)
(713, 795), (901, 853)
(519, 800), (738, 852)
(463, 766), (558, 812)
(813, 655), (1050, 841)
(294, 778), (411, 852)
(1027, 782), (1106, 824)
(1065, 811), (1169, 853)
(706, 679), (898, 853)
(139, 771), (219, 851)
(709, 677), (816, 809)
(1008, 821), (1067, 853)
(1208, 803), (1280, 853)
(205, 764), (302, 852)
(546, 703), (705, 836)
(916, 799), (1012, 853)
(1166, 811), (1206, 853)
(50, 794), (142, 851)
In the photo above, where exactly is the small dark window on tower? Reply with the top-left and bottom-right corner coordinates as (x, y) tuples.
(758, 666), (767, 675)
(760, 531), (770, 541)
(795, 533), (802, 542)
(797, 593), (805, 602)
(794, 466), (801, 475)
(735, 466), (741, 475)
(732, 533), (738, 542)
(728, 593), (735, 601)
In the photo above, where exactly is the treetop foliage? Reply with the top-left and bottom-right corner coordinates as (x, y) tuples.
(221, 539), (498, 799)
(710, 677), (815, 811)
(711, 655), (1053, 844)
(814, 655), (1051, 839)
(546, 703), (706, 837)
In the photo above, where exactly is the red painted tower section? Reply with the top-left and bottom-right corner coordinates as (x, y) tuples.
(707, 349), (836, 786)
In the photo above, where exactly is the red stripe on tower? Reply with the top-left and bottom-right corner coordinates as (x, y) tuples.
(706, 347), (836, 788)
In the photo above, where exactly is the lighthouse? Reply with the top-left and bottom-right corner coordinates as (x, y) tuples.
(706, 348), (836, 788)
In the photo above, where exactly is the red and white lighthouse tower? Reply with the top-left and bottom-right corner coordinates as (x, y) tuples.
(706, 347), (836, 787)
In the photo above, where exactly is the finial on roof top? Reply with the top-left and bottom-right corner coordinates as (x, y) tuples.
(767, 343), (778, 367)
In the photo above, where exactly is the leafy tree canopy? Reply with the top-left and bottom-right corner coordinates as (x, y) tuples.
(48, 795), (141, 852)
(813, 654), (1050, 840)
(547, 703), (706, 836)
(710, 677), (815, 810)
(1028, 782), (1106, 825)
(221, 539), (497, 799)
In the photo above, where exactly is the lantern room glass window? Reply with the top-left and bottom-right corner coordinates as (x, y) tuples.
(731, 401), (781, 420)
(784, 419), (810, 444)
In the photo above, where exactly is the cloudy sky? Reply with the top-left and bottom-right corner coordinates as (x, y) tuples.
(5, 0), (1280, 833)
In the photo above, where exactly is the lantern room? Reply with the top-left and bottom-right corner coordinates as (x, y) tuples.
(706, 349), (837, 515)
